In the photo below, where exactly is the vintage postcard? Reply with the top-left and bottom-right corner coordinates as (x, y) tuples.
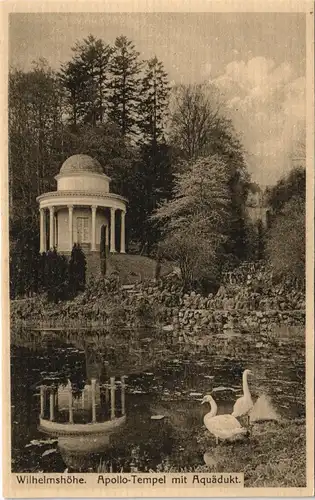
(1, 0), (314, 497)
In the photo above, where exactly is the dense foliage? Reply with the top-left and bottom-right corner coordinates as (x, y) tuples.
(169, 83), (252, 266)
(265, 168), (306, 285)
(9, 230), (40, 299)
(265, 166), (306, 215)
(9, 36), (172, 257)
(152, 155), (230, 290)
(10, 245), (87, 302)
(68, 244), (87, 297)
(9, 32), (303, 296)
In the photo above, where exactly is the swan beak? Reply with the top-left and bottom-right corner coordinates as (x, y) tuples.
(201, 398), (206, 405)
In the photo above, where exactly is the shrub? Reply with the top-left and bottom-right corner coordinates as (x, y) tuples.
(43, 249), (69, 303)
(9, 230), (39, 298)
(266, 196), (305, 286)
(68, 244), (87, 297)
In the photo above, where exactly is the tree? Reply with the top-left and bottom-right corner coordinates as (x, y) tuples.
(59, 35), (112, 126)
(128, 142), (175, 254)
(169, 83), (251, 264)
(152, 155), (230, 289)
(170, 83), (223, 160)
(108, 36), (142, 136)
(265, 166), (306, 216)
(125, 56), (172, 253)
(265, 196), (305, 285)
(138, 56), (170, 144)
(58, 58), (87, 127)
(10, 229), (39, 298)
(59, 122), (137, 196)
(9, 60), (64, 240)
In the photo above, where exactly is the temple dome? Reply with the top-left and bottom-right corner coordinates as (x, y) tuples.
(60, 155), (103, 175)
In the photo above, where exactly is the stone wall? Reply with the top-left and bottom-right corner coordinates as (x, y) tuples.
(11, 261), (305, 339)
(121, 277), (304, 337)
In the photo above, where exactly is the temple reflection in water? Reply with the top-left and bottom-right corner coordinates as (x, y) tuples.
(37, 341), (128, 470)
(39, 376), (126, 426)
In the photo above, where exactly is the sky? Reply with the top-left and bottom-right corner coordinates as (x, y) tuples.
(9, 12), (306, 186)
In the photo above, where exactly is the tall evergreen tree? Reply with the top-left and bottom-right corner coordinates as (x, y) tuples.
(127, 57), (172, 253)
(58, 58), (87, 127)
(129, 142), (174, 254)
(138, 56), (170, 144)
(108, 36), (142, 136)
(59, 35), (112, 126)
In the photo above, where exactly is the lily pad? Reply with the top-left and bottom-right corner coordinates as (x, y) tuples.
(212, 386), (238, 393)
(25, 439), (57, 448)
(42, 448), (57, 457)
(256, 342), (264, 348)
(162, 325), (174, 332)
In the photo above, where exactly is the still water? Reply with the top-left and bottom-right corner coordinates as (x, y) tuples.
(11, 327), (305, 473)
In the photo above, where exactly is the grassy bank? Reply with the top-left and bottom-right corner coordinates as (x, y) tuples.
(156, 419), (305, 487)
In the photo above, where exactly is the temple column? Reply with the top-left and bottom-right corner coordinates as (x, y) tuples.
(49, 206), (55, 249)
(49, 390), (55, 421)
(68, 380), (73, 424)
(91, 205), (97, 251)
(110, 208), (116, 253)
(91, 378), (97, 423)
(39, 208), (46, 253)
(54, 390), (58, 412)
(40, 386), (45, 418)
(54, 214), (58, 248)
(120, 211), (126, 254)
(68, 205), (73, 251)
(121, 376), (126, 415)
(105, 385), (109, 404)
(105, 225), (109, 253)
(110, 377), (116, 420)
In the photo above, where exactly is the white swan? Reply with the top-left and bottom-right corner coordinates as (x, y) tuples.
(232, 369), (254, 424)
(201, 395), (248, 445)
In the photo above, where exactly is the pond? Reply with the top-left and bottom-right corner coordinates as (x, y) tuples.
(11, 326), (305, 474)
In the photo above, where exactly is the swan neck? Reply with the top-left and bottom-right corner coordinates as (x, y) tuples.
(243, 371), (251, 397)
(208, 399), (217, 418)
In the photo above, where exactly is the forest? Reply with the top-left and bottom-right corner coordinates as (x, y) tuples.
(9, 34), (306, 298)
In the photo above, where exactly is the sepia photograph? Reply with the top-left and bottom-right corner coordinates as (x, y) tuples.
(1, 1), (314, 497)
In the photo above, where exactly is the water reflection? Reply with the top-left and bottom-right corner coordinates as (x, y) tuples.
(11, 326), (305, 473)
(39, 377), (126, 425)
(36, 344), (129, 471)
